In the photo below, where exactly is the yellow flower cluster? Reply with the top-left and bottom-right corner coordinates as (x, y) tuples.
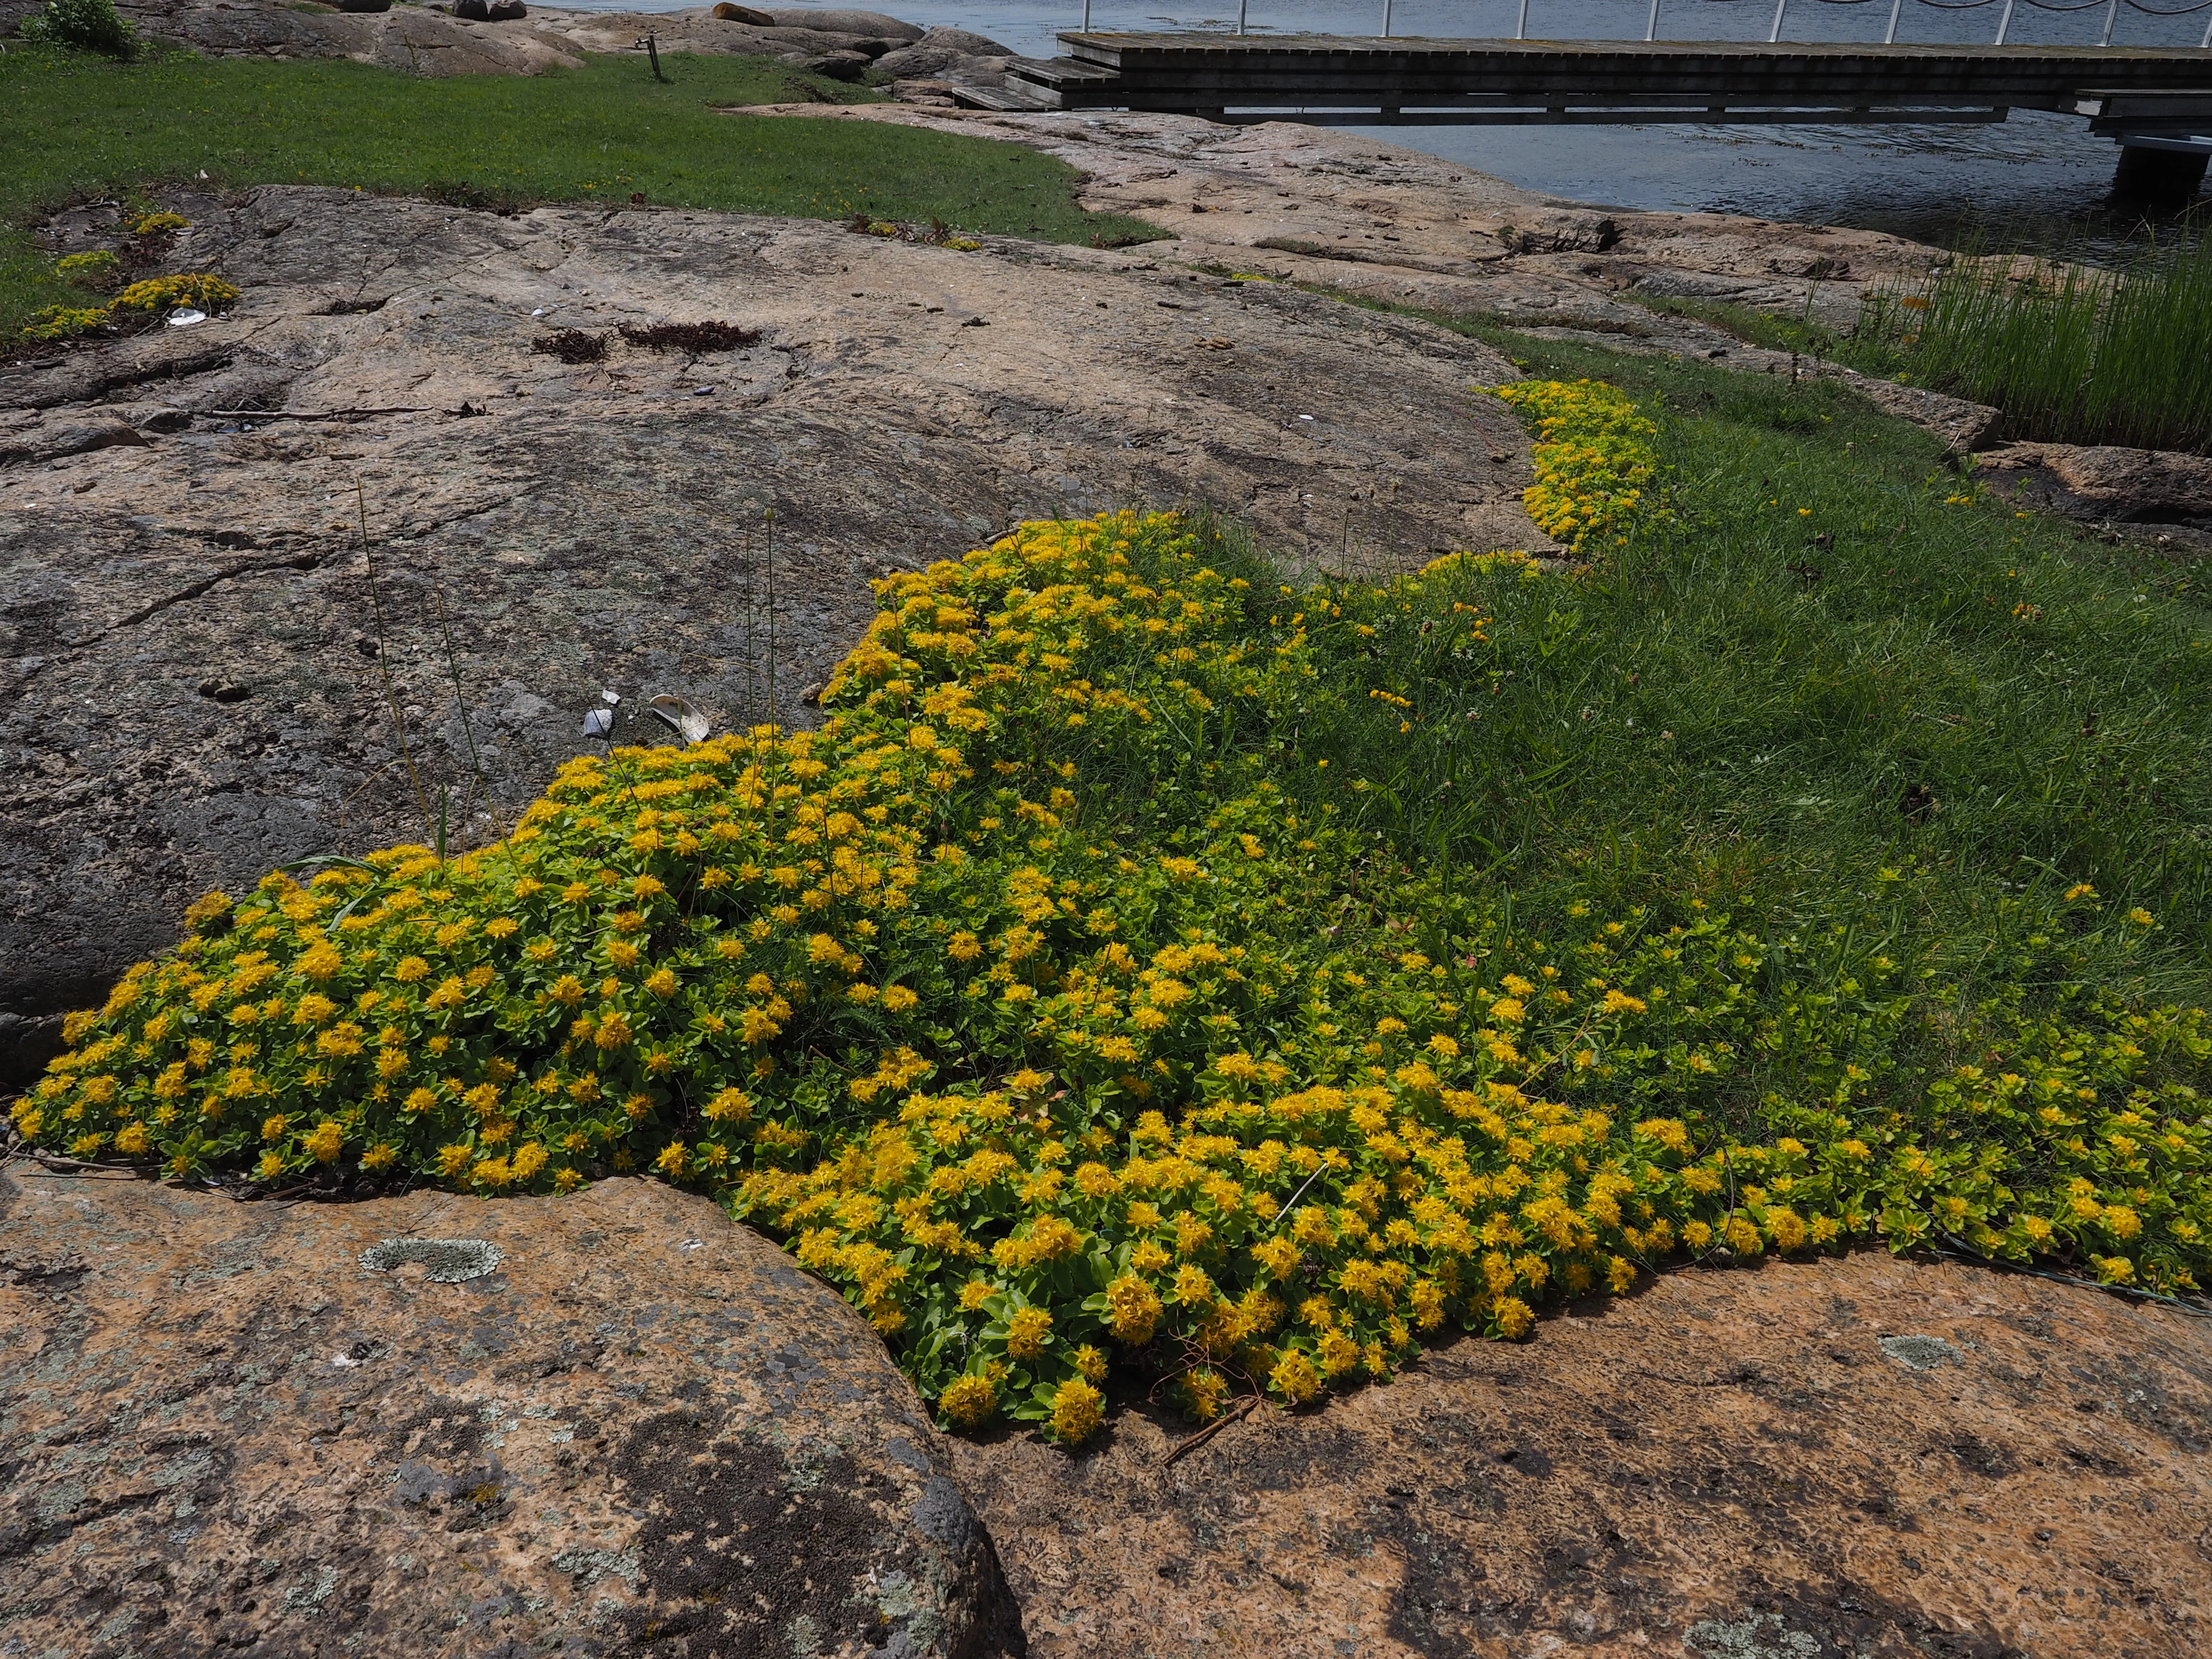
(56, 250), (120, 290)
(20, 271), (238, 341)
(111, 273), (240, 315)
(850, 216), (981, 252)
(16, 387), (2212, 1450)
(20, 305), (111, 342)
(1492, 378), (1661, 553)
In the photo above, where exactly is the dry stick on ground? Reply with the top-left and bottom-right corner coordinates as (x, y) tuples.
(209, 407), (435, 421)
(337, 757), (408, 834)
(430, 578), (489, 853)
(1161, 1395), (1261, 1467)
(764, 506), (779, 720)
(357, 480), (434, 839)
(742, 527), (756, 720)
(0, 1141), (146, 1178)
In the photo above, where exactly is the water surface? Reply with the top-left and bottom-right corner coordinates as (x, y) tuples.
(571, 0), (2212, 253)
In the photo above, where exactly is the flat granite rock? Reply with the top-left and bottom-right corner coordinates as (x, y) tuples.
(1977, 440), (2212, 538)
(953, 1249), (2212, 1659)
(0, 184), (1535, 1085)
(87, 0), (979, 80)
(0, 1168), (1022, 1658)
(111, 0), (594, 76)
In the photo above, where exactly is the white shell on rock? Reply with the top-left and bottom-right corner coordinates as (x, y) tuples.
(649, 693), (711, 745)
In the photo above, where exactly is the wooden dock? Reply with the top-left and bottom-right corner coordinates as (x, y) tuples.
(1002, 36), (2212, 132)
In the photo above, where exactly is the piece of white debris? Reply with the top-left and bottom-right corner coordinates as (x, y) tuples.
(649, 693), (711, 745)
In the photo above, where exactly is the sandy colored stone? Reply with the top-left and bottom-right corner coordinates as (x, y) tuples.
(952, 1250), (2212, 1659)
(737, 105), (1936, 343)
(743, 106), (2042, 462)
(0, 1165), (1020, 1658)
(1841, 378), (2003, 456)
(115, 0), (593, 77)
(85, 0), (973, 80)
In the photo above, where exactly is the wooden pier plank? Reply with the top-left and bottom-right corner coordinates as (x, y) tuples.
(1019, 33), (2212, 116)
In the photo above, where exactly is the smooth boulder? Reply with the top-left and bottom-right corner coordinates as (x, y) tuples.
(873, 26), (1014, 81)
(765, 5), (920, 40)
(805, 47), (871, 80)
(0, 1167), (1022, 1658)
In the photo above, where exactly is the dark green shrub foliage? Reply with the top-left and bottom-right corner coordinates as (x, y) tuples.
(19, 0), (138, 57)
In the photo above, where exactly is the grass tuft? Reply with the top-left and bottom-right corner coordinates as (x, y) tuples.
(1855, 233), (2212, 455)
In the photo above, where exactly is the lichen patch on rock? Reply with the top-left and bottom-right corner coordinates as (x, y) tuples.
(358, 1235), (505, 1282)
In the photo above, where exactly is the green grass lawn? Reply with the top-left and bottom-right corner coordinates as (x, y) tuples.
(0, 43), (1162, 337)
(1284, 304), (2212, 1017)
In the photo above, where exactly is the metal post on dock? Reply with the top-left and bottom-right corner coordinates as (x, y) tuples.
(1768, 0), (1787, 43)
(1646, 0), (1660, 43)
(1381, 0), (1392, 37)
(1883, 0), (1902, 43)
(1081, 0), (1090, 29)
(1515, 0), (1529, 39)
(2099, 0), (2117, 45)
(1994, 0), (2014, 44)
(1236, 0), (1247, 34)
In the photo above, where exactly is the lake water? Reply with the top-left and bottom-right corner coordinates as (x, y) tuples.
(571, 0), (2212, 253)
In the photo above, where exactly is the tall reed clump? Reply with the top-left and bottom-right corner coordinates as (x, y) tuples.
(1855, 232), (2212, 455)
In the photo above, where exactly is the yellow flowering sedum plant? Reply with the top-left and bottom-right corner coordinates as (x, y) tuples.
(14, 385), (2212, 1448)
(1494, 378), (1662, 553)
(18, 271), (238, 342)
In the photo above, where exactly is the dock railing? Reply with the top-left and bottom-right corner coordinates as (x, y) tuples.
(1074, 0), (2212, 51)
